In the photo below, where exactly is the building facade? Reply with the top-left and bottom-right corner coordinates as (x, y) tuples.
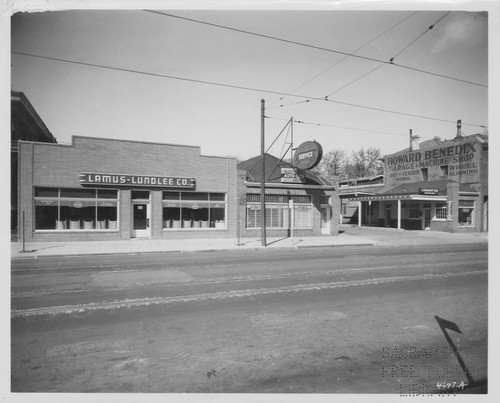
(11, 91), (57, 233)
(237, 154), (339, 237)
(17, 137), (339, 242)
(18, 136), (239, 242)
(349, 133), (488, 232)
(339, 175), (384, 224)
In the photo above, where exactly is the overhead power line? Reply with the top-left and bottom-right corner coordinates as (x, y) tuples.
(325, 12), (451, 99)
(272, 11), (419, 106)
(144, 10), (487, 88)
(11, 51), (486, 129)
(266, 116), (435, 139)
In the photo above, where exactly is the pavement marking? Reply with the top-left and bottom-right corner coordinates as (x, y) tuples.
(12, 259), (487, 298)
(11, 269), (487, 318)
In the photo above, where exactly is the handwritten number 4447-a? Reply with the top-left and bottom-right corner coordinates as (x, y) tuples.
(436, 381), (468, 391)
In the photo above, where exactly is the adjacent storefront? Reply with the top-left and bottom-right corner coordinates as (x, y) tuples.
(348, 133), (488, 232)
(237, 152), (339, 237)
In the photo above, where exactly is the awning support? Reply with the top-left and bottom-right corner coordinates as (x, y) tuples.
(397, 199), (401, 230)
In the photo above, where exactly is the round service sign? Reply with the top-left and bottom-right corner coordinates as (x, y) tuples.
(292, 141), (323, 170)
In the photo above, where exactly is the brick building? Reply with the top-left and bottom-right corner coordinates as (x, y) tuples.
(237, 154), (339, 237)
(17, 136), (238, 241)
(11, 91), (57, 233)
(348, 132), (488, 232)
(17, 136), (339, 242)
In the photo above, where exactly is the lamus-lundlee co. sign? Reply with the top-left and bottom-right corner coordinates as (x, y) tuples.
(79, 173), (196, 189)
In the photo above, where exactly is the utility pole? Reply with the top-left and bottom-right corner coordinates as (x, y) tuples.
(290, 117), (294, 240)
(260, 99), (266, 247)
(409, 129), (413, 151)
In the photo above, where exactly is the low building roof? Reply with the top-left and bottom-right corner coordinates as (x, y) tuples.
(348, 179), (479, 201)
(238, 153), (332, 186)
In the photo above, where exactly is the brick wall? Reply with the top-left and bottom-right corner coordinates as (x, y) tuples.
(18, 137), (238, 242)
(237, 181), (340, 238)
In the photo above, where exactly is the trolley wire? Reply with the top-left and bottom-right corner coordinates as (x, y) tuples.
(279, 12), (452, 105)
(271, 11), (419, 106)
(144, 10), (487, 89)
(11, 51), (486, 129)
(322, 12), (451, 99)
(266, 116), (435, 139)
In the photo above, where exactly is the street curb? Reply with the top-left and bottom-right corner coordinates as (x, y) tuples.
(10, 242), (377, 260)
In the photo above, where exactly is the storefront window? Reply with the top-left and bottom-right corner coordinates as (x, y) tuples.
(458, 200), (475, 227)
(245, 194), (312, 229)
(409, 203), (420, 219)
(294, 206), (312, 228)
(162, 192), (226, 229)
(246, 206), (289, 228)
(34, 187), (118, 230)
(435, 202), (447, 220)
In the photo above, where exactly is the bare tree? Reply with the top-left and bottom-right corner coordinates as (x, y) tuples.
(349, 147), (384, 178)
(312, 149), (347, 183)
(312, 147), (384, 181)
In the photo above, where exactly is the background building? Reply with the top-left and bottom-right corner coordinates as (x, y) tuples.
(349, 130), (488, 232)
(11, 91), (57, 236)
(339, 174), (384, 224)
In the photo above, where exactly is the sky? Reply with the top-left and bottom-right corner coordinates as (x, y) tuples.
(8, 3), (492, 163)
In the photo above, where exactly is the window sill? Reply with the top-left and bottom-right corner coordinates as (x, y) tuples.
(34, 229), (119, 232)
(162, 228), (226, 231)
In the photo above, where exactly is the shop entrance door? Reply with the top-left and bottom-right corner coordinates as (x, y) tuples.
(321, 206), (330, 235)
(385, 206), (391, 227)
(131, 203), (151, 238)
(423, 208), (431, 229)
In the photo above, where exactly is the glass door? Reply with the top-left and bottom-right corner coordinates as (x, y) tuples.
(424, 208), (431, 229)
(131, 203), (151, 237)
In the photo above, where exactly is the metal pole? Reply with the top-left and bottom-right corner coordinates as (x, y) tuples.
(260, 99), (266, 247)
(290, 117), (293, 240)
(22, 210), (26, 253)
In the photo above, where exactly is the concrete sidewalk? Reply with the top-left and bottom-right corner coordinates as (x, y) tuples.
(11, 233), (375, 259)
(11, 226), (488, 259)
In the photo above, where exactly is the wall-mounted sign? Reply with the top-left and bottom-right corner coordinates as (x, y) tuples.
(80, 173), (196, 189)
(419, 188), (439, 195)
(292, 141), (323, 170)
(280, 167), (305, 183)
(385, 140), (480, 186)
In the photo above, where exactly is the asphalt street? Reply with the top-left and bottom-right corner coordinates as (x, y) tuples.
(11, 243), (488, 393)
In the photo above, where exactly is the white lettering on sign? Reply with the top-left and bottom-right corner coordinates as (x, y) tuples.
(80, 173), (195, 189)
(298, 151), (314, 160)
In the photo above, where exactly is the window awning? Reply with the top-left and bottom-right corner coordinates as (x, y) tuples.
(348, 194), (448, 202)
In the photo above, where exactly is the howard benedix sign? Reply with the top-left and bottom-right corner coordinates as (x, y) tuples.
(386, 141), (480, 185)
(79, 173), (196, 189)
